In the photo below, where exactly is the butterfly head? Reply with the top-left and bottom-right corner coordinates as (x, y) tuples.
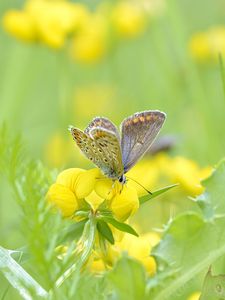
(118, 174), (127, 185)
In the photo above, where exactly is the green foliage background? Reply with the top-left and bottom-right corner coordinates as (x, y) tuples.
(1, 0), (225, 299)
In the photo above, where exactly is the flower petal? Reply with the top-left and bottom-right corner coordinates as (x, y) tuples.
(110, 185), (139, 221)
(95, 177), (114, 200)
(56, 168), (85, 193)
(47, 183), (78, 217)
(85, 191), (105, 211)
(75, 168), (100, 199)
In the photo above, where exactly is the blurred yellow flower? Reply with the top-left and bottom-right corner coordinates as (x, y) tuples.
(189, 32), (210, 62)
(90, 231), (159, 275)
(47, 167), (139, 220)
(2, 10), (36, 42)
(189, 26), (225, 62)
(111, 1), (147, 38)
(26, 0), (89, 49)
(127, 153), (212, 197)
(73, 84), (116, 120)
(168, 156), (212, 196)
(187, 291), (201, 300)
(44, 132), (72, 168)
(70, 14), (108, 63)
(3, 0), (89, 49)
(2, 0), (152, 61)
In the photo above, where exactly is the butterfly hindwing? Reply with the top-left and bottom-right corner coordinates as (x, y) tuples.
(89, 127), (123, 179)
(69, 127), (105, 168)
(85, 117), (120, 140)
(120, 110), (166, 173)
(69, 126), (123, 179)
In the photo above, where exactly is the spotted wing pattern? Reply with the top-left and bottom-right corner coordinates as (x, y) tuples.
(120, 110), (166, 173)
(85, 117), (120, 140)
(89, 127), (123, 179)
(69, 125), (123, 179)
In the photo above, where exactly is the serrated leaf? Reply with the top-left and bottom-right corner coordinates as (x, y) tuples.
(108, 255), (147, 300)
(149, 161), (225, 300)
(101, 216), (138, 237)
(97, 220), (115, 244)
(200, 267), (225, 300)
(139, 184), (179, 205)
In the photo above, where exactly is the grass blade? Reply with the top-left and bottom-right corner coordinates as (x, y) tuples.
(139, 184), (179, 205)
(0, 246), (48, 300)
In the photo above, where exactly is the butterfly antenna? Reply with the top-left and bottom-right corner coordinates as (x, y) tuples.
(126, 176), (152, 195)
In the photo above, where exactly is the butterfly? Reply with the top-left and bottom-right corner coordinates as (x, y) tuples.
(69, 110), (166, 185)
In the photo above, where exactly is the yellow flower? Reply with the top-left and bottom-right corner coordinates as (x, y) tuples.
(90, 231), (159, 275)
(47, 168), (139, 220)
(189, 32), (210, 62)
(73, 84), (116, 120)
(126, 153), (212, 197)
(2, 0), (90, 49)
(2, 10), (36, 42)
(44, 132), (71, 168)
(70, 14), (108, 63)
(168, 156), (212, 196)
(111, 2), (147, 38)
(187, 291), (201, 300)
(25, 0), (89, 49)
(116, 232), (158, 275)
(189, 26), (225, 62)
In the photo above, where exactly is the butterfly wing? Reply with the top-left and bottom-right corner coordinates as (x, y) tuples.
(120, 110), (166, 173)
(89, 127), (123, 179)
(69, 126), (123, 179)
(69, 126), (102, 166)
(85, 117), (120, 140)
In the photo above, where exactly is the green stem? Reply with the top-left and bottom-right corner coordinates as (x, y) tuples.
(55, 216), (96, 288)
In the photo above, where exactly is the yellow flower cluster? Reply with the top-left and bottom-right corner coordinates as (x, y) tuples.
(90, 231), (159, 276)
(2, 0), (148, 63)
(127, 153), (212, 197)
(189, 26), (225, 63)
(47, 168), (139, 221)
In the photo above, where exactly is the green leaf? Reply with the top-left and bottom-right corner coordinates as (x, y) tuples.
(58, 219), (87, 244)
(196, 159), (225, 220)
(0, 246), (48, 299)
(139, 184), (179, 205)
(200, 267), (225, 300)
(149, 161), (225, 300)
(101, 216), (138, 237)
(97, 220), (115, 244)
(108, 255), (147, 300)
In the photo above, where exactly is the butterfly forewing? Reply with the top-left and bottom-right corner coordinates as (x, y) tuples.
(120, 110), (166, 173)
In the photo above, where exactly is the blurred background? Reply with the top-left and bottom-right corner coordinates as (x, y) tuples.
(0, 0), (225, 297)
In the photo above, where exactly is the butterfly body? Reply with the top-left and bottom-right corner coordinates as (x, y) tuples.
(69, 110), (166, 184)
